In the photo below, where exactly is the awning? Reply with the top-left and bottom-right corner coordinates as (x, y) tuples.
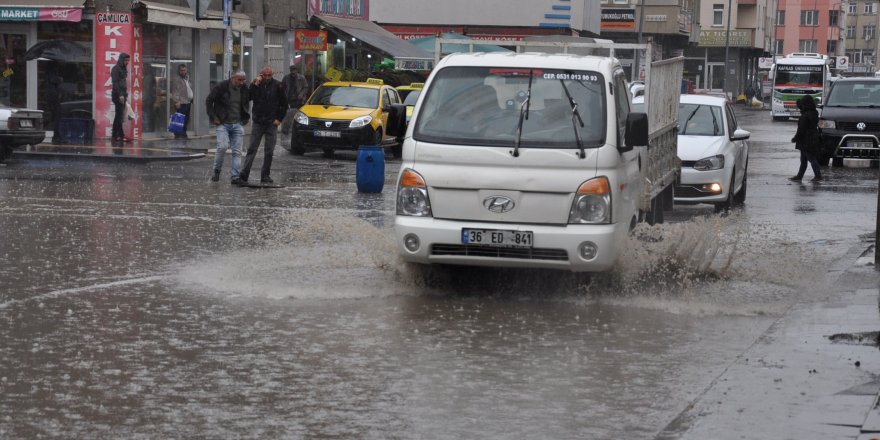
(1, 0), (84, 22)
(134, 1), (250, 33)
(316, 15), (434, 70)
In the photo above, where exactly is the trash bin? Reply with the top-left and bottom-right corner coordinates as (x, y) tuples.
(356, 145), (385, 193)
(57, 118), (94, 144)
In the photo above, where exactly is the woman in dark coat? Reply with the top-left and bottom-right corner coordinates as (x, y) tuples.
(789, 94), (823, 181)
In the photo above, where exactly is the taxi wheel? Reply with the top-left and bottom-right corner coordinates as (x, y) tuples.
(372, 128), (383, 146)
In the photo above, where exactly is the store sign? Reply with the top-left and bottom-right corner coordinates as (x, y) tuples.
(95, 13), (143, 141)
(0, 7), (82, 22)
(698, 30), (752, 47)
(600, 8), (635, 31)
(308, 0), (368, 19)
(295, 30), (328, 51)
(394, 58), (434, 71)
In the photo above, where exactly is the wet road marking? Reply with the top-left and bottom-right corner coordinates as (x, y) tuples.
(0, 274), (169, 311)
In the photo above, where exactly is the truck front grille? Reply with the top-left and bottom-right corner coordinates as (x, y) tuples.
(431, 244), (568, 261)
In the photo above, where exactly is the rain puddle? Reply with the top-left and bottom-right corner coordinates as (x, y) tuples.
(171, 209), (827, 317)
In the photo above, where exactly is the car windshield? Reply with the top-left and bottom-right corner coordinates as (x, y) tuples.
(825, 81), (880, 107)
(307, 86), (379, 108)
(413, 66), (606, 148)
(403, 90), (421, 106)
(679, 103), (723, 136)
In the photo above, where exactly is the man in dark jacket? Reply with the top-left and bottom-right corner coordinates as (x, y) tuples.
(789, 94), (823, 182)
(206, 71), (250, 184)
(240, 66), (287, 184)
(110, 53), (130, 142)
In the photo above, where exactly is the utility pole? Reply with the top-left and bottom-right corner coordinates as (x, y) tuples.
(223, 0), (233, 79)
(723, 0), (733, 98)
(633, 0), (646, 81)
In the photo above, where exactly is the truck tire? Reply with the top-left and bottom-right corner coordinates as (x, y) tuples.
(831, 156), (844, 167)
(645, 196), (664, 225)
(772, 116), (788, 122)
(322, 147), (334, 158)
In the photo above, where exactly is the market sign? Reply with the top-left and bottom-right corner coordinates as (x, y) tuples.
(0, 7), (82, 22)
(295, 30), (328, 51)
(698, 30), (752, 47)
(600, 8), (635, 31)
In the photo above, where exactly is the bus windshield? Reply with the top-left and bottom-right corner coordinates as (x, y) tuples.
(774, 65), (824, 88)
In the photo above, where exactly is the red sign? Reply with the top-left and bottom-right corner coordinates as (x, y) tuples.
(95, 12), (142, 140)
(295, 30), (328, 51)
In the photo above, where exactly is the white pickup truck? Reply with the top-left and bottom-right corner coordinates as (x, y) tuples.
(387, 40), (682, 272)
(0, 105), (45, 163)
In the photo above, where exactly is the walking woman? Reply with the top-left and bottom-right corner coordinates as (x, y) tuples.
(789, 94), (823, 182)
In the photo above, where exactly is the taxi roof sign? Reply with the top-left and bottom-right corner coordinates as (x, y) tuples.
(366, 78), (384, 85)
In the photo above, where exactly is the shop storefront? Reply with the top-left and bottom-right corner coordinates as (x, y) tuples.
(0, 1), (89, 140)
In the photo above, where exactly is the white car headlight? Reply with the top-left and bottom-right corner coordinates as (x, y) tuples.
(818, 119), (836, 129)
(396, 169), (432, 217)
(693, 154), (725, 171)
(350, 115), (373, 128)
(568, 177), (611, 224)
(294, 111), (309, 125)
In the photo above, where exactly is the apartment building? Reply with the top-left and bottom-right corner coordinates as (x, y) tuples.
(841, 0), (880, 74)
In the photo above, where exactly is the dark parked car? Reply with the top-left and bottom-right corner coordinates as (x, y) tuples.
(0, 104), (45, 162)
(818, 77), (880, 166)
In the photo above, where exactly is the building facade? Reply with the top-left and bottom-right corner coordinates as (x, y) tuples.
(841, 0), (880, 74)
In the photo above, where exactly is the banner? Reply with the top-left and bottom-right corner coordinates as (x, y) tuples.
(0, 7), (82, 22)
(295, 30), (328, 51)
(601, 8), (635, 31)
(95, 12), (142, 140)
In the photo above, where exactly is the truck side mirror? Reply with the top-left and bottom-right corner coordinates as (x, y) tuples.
(386, 103), (408, 137)
(623, 112), (648, 151)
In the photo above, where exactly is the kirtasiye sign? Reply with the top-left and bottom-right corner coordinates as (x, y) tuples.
(698, 30), (752, 47)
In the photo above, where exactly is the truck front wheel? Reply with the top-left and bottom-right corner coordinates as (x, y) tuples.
(0, 145), (13, 163)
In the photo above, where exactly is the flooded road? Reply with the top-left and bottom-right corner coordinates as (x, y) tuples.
(0, 109), (877, 439)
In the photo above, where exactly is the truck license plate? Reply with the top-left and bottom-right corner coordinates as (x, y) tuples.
(462, 228), (533, 248)
(19, 119), (32, 128)
(848, 140), (873, 149)
(314, 130), (341, 138)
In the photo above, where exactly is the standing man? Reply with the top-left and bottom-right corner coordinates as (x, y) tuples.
(206, 71), (250, 184)
(241, 66), (287, 185)
(170, 63), (194, 139)
(282, 64), (309, 109)
(110, 53), (130, 142)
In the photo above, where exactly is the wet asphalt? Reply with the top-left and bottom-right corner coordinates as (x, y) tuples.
(0, 108), (878, 439)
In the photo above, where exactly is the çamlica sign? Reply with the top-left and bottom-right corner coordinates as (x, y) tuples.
(95, 13), (143, 141)
(295, 30), (328, 51)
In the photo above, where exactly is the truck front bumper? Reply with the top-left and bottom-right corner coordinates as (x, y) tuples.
(394, 216), (629, 273)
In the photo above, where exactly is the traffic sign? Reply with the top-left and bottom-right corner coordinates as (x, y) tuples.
(837, 56), (849, 69)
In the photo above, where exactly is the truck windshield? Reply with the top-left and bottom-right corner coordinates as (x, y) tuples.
(774, 66), (824, 89)
(413, 66), (606, 148)
(307, 86), (379, 108)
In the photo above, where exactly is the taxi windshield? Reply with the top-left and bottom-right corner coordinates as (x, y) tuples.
(413, 66), (606, 148)
(308, 86), (379, 109)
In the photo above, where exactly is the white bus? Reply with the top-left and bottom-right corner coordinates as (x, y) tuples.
(770, 53), (831, 121)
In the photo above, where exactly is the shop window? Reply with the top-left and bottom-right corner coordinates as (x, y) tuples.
(36, 20), (93, 136)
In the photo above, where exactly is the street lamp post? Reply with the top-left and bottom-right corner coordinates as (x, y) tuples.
(633, 0), (646, 81)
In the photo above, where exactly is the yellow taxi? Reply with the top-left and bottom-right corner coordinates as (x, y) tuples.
(292, 78), (403, 158)
(395, 82), (424, 123)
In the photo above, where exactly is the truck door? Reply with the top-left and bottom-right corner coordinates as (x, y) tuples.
(614, 70), (640, 223)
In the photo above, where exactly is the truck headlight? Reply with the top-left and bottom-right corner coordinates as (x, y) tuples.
(350, 115), (373, 128)
(818, 119), (836, 129)
(568, 177), (611, 224)
(693, 154), (725, 171)
(294, 111), (309, 125)
(396, 168), (432, 217)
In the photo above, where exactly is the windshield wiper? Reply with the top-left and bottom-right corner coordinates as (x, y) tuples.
(710, 107), (720, 135)
(560, 79), (586, 159)
(681, 106), (700, 135)
(512, 70), (533, 158)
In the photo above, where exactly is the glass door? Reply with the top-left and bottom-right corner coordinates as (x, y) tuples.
(707, 63), (725, 90)
(0, 32), (28, 107)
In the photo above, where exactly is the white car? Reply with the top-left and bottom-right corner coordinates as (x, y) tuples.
(633, 94), (750, 211)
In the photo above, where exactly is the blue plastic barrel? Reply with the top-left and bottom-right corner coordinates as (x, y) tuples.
(356, 145), (385, 193)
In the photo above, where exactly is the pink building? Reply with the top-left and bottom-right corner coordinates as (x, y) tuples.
(775, 0), (842, 56)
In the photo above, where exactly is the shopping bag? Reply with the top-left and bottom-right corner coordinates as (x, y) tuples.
(168, 112), (186, 134)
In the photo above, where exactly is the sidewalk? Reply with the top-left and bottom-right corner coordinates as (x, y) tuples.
(10, 135), (211, 163)
(657, 240), (880, 439)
